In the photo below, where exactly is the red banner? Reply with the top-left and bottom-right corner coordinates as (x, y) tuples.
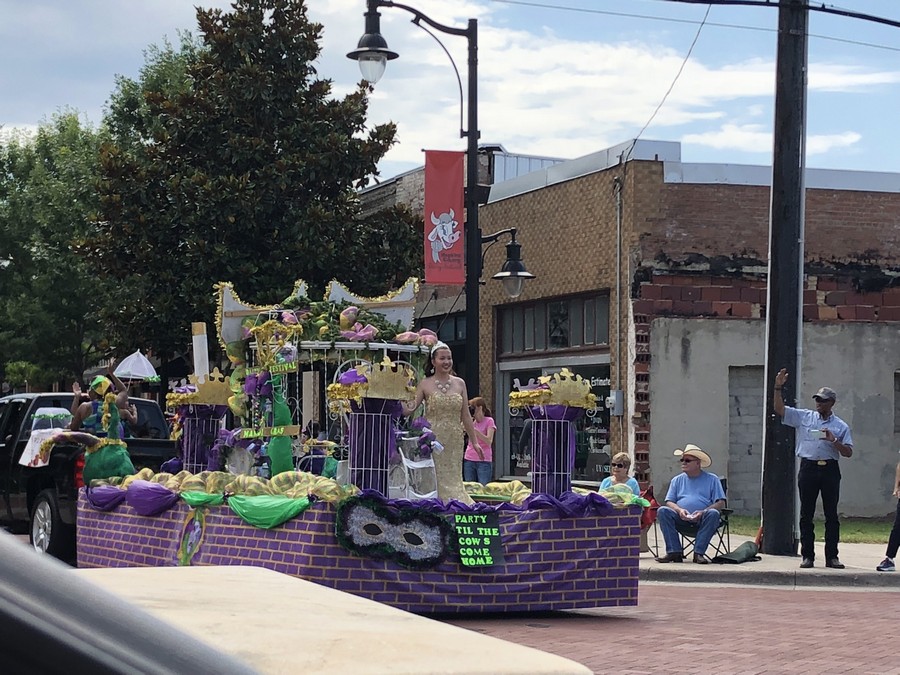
(424, 150), (465, 285)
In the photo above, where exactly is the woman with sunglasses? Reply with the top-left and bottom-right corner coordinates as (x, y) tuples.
(598, 452), (640, 495)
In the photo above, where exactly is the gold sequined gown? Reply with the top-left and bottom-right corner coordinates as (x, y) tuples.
(426, 393), (474, 505)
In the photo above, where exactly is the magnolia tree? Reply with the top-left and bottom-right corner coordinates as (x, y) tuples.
(83, 0), (422, 380)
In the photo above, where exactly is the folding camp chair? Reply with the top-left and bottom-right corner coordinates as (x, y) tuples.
(678, 477), (732, 557)
(651, 477), (732, 557)
(640, 486), (660, 555)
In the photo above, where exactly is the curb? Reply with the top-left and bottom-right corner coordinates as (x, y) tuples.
(639, 565), (900, 589)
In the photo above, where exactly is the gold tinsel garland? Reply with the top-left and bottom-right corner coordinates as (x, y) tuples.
(508, 388), (597, 410)
(166, 392), (201, 408)
(326, 382), (365, 405)
(87, 437), (128, 454)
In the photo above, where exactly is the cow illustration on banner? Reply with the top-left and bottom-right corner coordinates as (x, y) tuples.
(424, 150), (465, 285)
(428, 208), (460, 263)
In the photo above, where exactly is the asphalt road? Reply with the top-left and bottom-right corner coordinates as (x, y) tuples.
(442, 582), (898, 674)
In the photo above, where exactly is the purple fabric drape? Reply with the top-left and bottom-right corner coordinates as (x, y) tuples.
(207, 427), (254, 473)
(85, 485), (127, 511)
(348, 398), (403, 495)
(160, 457), (183, 474)
(177, 404), (228, 473)
(526, 405), (584, 497)
(358, 488), (615, 517)
(124, 480), (181, 516)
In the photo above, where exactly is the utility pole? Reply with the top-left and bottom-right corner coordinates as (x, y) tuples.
(762, 0), (808, 556)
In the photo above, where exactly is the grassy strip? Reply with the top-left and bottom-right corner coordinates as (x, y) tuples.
(729, 514), (894, 544)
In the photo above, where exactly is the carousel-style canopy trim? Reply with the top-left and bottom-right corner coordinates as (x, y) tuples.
(215, 278), (420, 352)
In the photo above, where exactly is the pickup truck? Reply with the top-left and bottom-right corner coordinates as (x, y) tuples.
(0, 392), (176, 561)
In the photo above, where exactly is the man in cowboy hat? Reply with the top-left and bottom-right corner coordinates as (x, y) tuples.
(774, 368), (853, 569)
(655, 444), (726, 564)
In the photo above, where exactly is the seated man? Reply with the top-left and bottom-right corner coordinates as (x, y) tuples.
(655, 444), (726, 564)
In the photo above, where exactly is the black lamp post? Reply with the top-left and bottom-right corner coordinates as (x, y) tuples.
(348, 0), (533, 396)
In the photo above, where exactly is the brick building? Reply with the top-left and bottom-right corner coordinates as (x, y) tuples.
(364, 138), (900, 516)
(477, 139), (900, 516)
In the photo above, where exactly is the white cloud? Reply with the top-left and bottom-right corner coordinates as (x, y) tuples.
(683, 123), (862, 155)
(805, 131), (863, 155)
(2, 0), (897, 174)
(809, 64), (900, 91)
(0, 125), (38, 144)
(318, 3), (898, 170)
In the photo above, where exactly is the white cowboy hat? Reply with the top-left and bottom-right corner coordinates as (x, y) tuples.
(674, 443), (712, 468)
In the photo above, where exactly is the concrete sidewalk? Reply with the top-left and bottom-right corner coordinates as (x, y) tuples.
(639, 527), (900, 589)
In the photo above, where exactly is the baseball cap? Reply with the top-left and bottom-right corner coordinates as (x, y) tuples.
(813, 386), (837, 402)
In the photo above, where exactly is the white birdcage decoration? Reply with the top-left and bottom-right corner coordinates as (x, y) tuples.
(388, 435), (438, 500)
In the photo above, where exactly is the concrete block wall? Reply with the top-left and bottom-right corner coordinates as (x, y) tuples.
(727, 366), (765, 515)
(633, 269), (900, 490)
(77, 494), (640, 613)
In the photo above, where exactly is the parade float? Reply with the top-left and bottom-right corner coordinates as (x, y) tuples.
(73, 278), (644, 613)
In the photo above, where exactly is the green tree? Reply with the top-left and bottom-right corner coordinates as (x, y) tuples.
(4, 361), (57, 391)
(84, 0), (421, 370)
(0, 114), (111, 383)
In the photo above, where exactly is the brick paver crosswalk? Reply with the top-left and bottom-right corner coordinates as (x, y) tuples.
(443, 583), (899, 674)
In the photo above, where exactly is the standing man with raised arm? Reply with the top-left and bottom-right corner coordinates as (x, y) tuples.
(773, 368), (853, 569)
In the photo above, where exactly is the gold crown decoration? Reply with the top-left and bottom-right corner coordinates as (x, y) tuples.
(188, 368), (233, 406)
(357, 354), (415, 401)
(362, 355), (415, 401)
(508, 367), (597, 409)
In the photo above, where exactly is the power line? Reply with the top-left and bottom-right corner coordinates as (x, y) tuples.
(491, 0), (760, 30)
(632, 4), (712, 147)
(655, 0), (900, 29)
(490, 0), (900, 53)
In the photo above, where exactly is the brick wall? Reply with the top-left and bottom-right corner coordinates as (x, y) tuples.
(479, 167), (626, 407)
(77, 494), (640, 613)
(636, 272), (900, 323)
(362, 154), (900, 488)
(639, 182), (900, 267)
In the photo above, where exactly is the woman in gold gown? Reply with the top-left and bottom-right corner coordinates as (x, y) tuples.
(405, 342), (480, 505)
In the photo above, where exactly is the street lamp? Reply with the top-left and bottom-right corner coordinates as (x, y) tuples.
(481, 228), (534, 299)
(348, 0), (533, 395)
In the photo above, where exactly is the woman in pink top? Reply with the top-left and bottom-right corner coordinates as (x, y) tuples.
(464, 396), (496, 485)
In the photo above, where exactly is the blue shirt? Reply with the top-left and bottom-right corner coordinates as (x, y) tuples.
(781, 406), (853, 461)
(598, 476), (640, 495)
(665, 471), (725, 512)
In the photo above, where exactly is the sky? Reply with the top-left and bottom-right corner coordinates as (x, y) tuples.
(3, 0), (900, 180)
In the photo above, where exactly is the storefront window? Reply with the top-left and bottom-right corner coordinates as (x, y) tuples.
(534, 304), (547, 350)
(548, 301), (569, 348)
(504, 364), (611, 485)
(507, 368), (543, 478)
(498, 294), (608, 355)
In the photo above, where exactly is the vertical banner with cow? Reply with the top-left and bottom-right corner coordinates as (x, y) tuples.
(424, 150), (465, 285)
